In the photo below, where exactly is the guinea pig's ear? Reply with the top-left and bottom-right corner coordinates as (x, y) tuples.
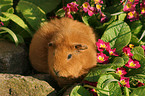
(75, 44), (88, 50)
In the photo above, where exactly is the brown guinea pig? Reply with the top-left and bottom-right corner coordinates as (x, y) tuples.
(29, 17), (97, 87)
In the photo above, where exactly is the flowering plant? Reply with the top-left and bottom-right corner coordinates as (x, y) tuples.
(60, 1), (145, 95)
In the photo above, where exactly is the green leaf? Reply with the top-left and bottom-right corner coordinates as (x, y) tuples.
(131, 46), (144, 56)
(6, 7), (14, 14)
(109, 73), (120, 80)
(95, 15), (117, 30)
(103, 15), (117, 27)
(82, 15), (108, 27)
(97, 74), (122, 96)
(122, 55), (129, 64)
(55, 8), (65, 18)
(110, 57), (125, 69)
(0, 31), (7, 34)
(20, 0), (61, 13)
(103, 79), (119, 88)
(0, 27), (18, 45)
(132, 54), (145, 65)
(16, 34), (24, 44)
(0, 0), (13, 12)
(84, 67), (104, 82)
(138, 30), (145, 42)
(130, 34), (143, 45)
(112, 57), (124, 65)
(16, 1), (47, 31)
(70, 85), (92, 96)
(77, 0), (84, 5)
(124, 87), (130, 96)
(0, 16), (10, 26)
(2, 12), (32, 36)
(0, 16), (9, 21)
(101, 21), (131, 54)
(130, 86), (145, 96)
(82, 16), (90, 26)
(104, 4), (123, 14)
(84, 64), (115, 82)
(130, 75), (145, 84)
(88, 15), (102, 28)
(0, 0), (13, 25)
(101, 68), (116, 73)
(127, 54), (145, 75)
(128, 20), (142, 35)
(118, 13), (126, 21)
(84, 57), (124, 82)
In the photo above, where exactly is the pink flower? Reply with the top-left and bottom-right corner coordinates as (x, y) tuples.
(100, 13), (108, 23)
(119, 77), (130, 88)
(123, 2), (136, 12)
(94, 0), (103, 4)
(88, 7), (97, 16)
(123, 46), (133, 57)
(0, 22), (4, 27)
(140, 2), (145, 16)
(97, 52), (109, 64)
(96, 4), (102, 13)
(82, 2), (90, 13)
(116, 67), (127, 76)
(67, 2), (79, 12)
(129, 44), (134, 49)
(90, 89), (97, 96)
(63, 2), (79, 19)
(107, 48), (119, 56)
(63, 7), (73, 19)
(82, 2), (97, 16)
(141, 45), (145, 50)
(127, 10), (139, 22)
(137, 81), (144, 87)
(129, 0), (139, 5)
(96, 39), (110, 51)
(125, 58), (141, 69)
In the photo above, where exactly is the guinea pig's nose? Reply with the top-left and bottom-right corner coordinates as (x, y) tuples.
(53, 68), (60, 77)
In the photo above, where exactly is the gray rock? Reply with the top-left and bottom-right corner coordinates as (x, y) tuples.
(32, 74), (60, 91)
(0, 40), (30, 74)
(0, 74), (56, 96)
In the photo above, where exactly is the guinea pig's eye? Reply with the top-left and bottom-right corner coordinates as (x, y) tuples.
(48, 42), (53, 47)
(67, 54), (72, 60)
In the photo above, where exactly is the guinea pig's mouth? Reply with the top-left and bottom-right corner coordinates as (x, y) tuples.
(53, 68), (77, 79)
(53, 68), (60, 77)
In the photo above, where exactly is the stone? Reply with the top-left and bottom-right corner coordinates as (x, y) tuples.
(0, 73), (56, 96)
(32, 74), (61, 91)
(0, 40), (30, 74)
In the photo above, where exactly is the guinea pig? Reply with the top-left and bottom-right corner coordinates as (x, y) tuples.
(29, 17), (97, 87)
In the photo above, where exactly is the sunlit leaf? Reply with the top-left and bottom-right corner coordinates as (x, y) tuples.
(101, 21), (131, 54)
(2, 12), (32, 36)
(16, 1), (47, 31)
(70, 85), (92, 96)
(0, 27), (18, 45)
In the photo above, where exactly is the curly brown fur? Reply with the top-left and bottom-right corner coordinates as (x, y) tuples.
(29, 17), (97, 87)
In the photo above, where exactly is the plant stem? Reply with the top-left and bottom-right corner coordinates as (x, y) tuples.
(111, 12), (124, 16)
(84, 84), (97, 89)
(0, 31), (7, 34)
